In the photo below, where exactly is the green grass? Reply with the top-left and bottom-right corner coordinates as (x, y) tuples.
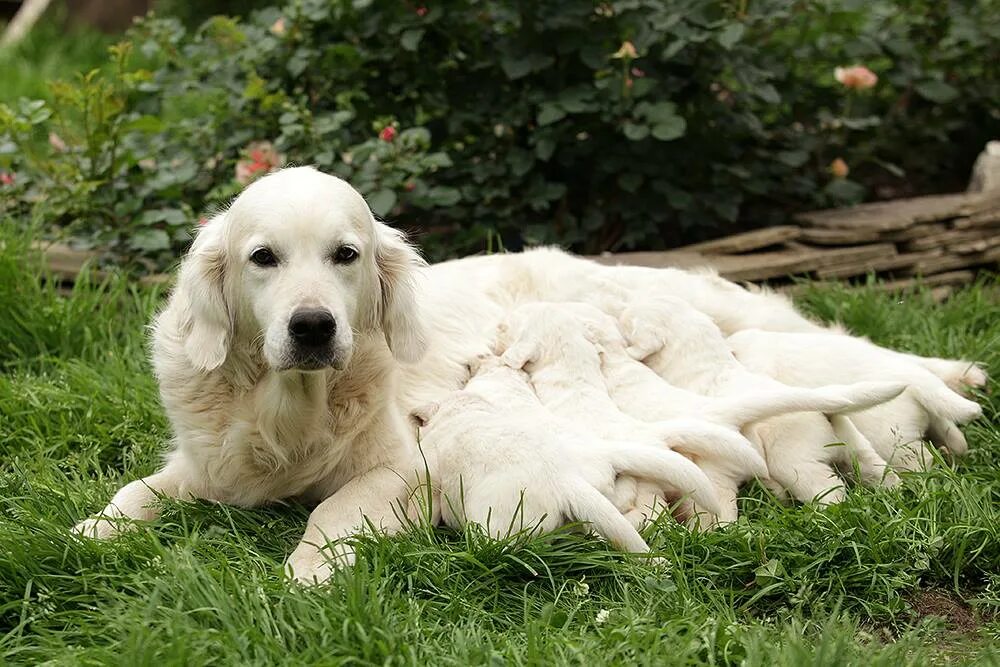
(0, 18), (112, 105)
(1, 231), (998, 665)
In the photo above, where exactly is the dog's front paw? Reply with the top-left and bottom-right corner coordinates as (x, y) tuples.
(72, 516), (128, 540)
(284, 543), (354, 586)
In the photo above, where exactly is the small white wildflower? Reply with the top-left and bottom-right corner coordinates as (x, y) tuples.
(572, 579), (589, 596)
(595, 608), (609, 625)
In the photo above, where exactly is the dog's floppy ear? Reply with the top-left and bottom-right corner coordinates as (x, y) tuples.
(410, 402), (440, 428)
(173, 215), (231, 372)
(375, 222), (427, 363)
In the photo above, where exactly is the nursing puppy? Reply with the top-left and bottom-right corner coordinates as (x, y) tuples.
(619, 295), (903, 506)
(496, 302), (768, 526)
(475, 247), (986, 416)
(408, 354), (722, 551)
(565, 302), (907, 521)
(726, 329), (983, 471)
(73, 167), (427, 584)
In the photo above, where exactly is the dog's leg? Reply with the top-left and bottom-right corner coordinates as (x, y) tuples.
(73, 463), (185, 539)
(285, 465), (408, 584)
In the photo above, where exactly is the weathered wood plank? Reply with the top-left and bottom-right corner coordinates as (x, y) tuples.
(904, 245), (1000, 275)
(797, 193), (978, 231)
(676, 225), (800, 254)
(814, 249), (943, 279)
(880, 223), (947, 242)
(904, 227), (999, 252)
(712, 244), (897, 281)
(799, 227), (882, 245)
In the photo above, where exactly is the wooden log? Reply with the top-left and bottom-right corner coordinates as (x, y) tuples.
(799, 227), (882, 245)
(711, 243), (897, 282)
(797, 193), (977, 231)
(880, 223), (947, 242)
(952, 209), (1000, 229)
(904, 227), (999, 252)
(676, 225), (800, 254)
(814, 249), (943, 279)
(877, 270), (976, 292)
(904, 245), (1000, 276)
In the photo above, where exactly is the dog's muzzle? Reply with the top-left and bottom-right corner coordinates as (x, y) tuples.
(286, 308), (338, 370)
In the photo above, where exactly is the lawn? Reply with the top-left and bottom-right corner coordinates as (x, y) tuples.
(1, 231), (998, 665)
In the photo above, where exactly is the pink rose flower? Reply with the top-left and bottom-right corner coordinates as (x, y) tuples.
(379, 126), (397, 142)
(235, 141), (284, 185)
(0, 172), (13, 186)
(834, 65), (878, 90)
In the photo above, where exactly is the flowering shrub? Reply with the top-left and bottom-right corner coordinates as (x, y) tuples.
(1, 0), (997, 268)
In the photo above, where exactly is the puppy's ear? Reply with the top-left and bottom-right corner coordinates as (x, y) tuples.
(172, 215), (231, 372)
(500, 338), (539, 370)
(375, 223), (427, 363)
(410, 402), (440, 428)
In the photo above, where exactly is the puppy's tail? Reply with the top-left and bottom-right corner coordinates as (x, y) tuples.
(562, 477), (650, 553)
(654, 419), (768, 480)
(706, 381), (907, 426)
(603, 443), (725, 517)
(908, 381), (983, 455)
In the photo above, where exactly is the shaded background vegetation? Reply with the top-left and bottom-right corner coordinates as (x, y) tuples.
(2, 0), (998, 268)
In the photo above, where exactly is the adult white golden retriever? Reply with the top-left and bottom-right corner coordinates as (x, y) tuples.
(73, 166), (985, 584)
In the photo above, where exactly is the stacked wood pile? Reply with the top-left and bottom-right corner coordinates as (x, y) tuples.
(590, 191), (1000, 296)
(35, 191), (999, 297)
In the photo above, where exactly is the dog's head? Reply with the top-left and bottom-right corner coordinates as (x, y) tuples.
(171, 166), (427, 373)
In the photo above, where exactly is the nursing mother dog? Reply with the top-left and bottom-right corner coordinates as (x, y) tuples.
(72, 167), (985, 584)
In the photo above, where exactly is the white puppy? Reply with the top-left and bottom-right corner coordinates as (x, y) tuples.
(74, 167), (428, 584)
(726, 329), (984, 471)
(496, 302), (769, 525)
(618, 295), (905, 506)
(408, 354), (723, 551)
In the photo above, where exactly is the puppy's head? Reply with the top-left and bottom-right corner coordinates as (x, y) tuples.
(171, 166), (426, 373)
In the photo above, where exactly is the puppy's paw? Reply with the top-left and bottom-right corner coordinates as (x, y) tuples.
(959, 364), (989, 393)
(284, 543), (354, 586)
(72, 516), (129, 540)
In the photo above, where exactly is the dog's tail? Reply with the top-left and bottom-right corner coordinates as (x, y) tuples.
(907, 381), (982, 455)
(561, 477), (650, 553)
(603, 443), (725, 517)
(652, 419), (768, 480)
(705, 381), (907, 427)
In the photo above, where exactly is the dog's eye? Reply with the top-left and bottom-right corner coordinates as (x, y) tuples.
(333, 245), (359, 264)
(249, 247), (278, 267)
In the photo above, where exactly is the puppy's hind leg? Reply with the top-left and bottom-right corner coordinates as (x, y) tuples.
(829, 414), (900, 488)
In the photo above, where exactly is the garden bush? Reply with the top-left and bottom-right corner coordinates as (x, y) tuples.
(2, 0), (998, 269)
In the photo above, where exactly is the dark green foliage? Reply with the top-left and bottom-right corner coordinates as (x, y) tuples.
(2, 1), (999, 266)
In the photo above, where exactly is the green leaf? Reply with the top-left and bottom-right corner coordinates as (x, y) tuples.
(618, 172), (644, 192)
(623, 123), (649, 140)
(716, 23), (745, 50)
(429, 187), (461, 206)
(123, 115), (165, 133)
(130, 229), (171, 252)
(537, 104), (566, 126)
(651, 116), (686, 141)
(400, 29), (425, 52)
(140, 208), (189, 226)
(535, 138), (556, 161)
(915, 80), (958, 104)
(776, 150), (809, 167)
(367, 189), (397, 216)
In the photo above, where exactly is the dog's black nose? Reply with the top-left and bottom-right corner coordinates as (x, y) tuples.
(288, 309), (336, 347)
